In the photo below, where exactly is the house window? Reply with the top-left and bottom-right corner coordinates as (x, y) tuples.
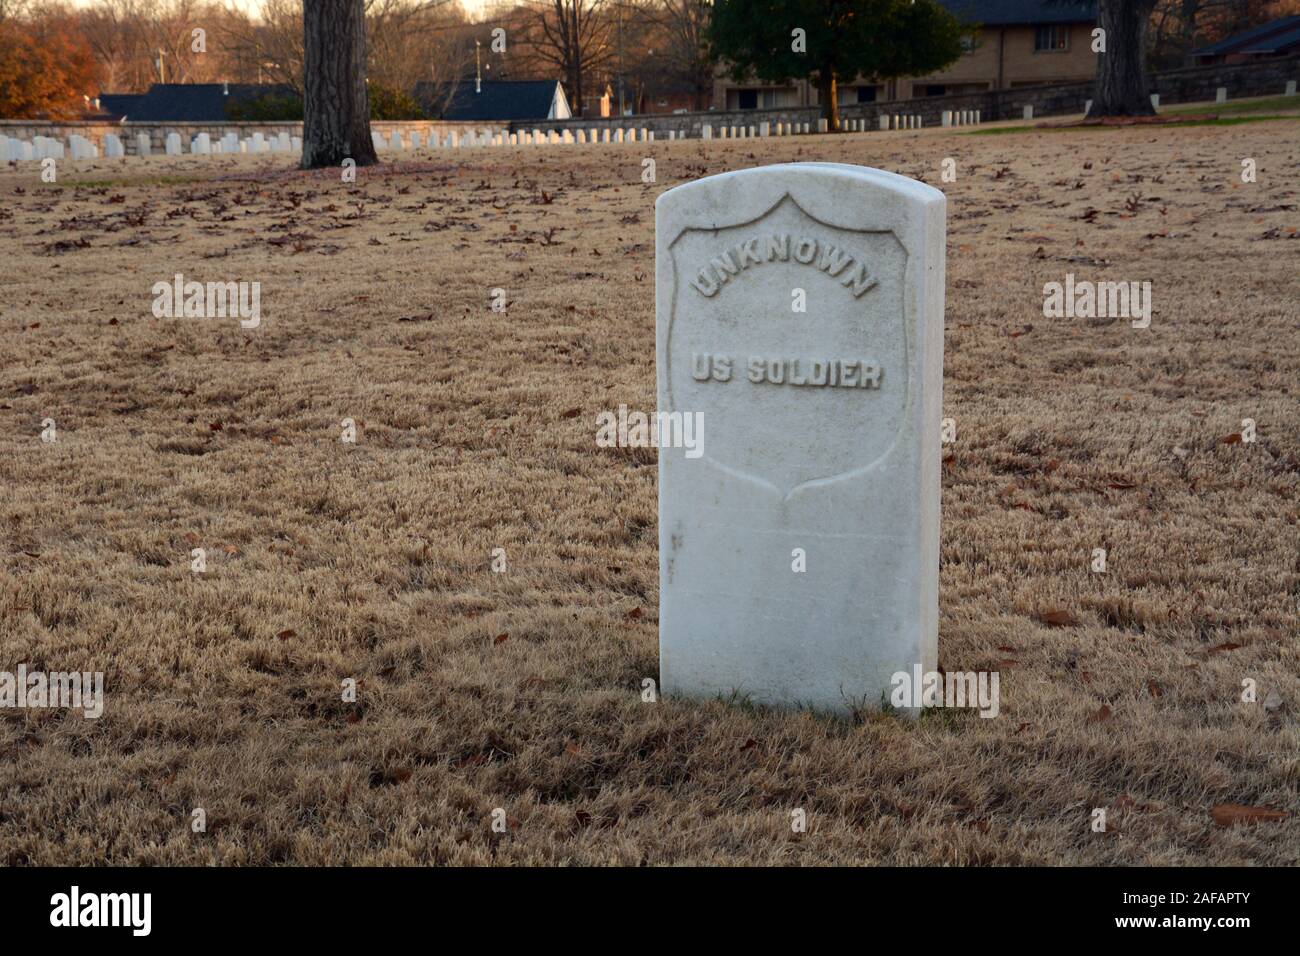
(960, 35), (976, 54)
(738, 89), (758, 109)
(924, 84), (946, 97)
(856, 86), (876, 103)
(1034, 25), (1069, 52)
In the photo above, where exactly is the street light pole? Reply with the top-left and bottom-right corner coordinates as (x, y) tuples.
(571, 1), (583, 117)
(616, 2), (624, 116)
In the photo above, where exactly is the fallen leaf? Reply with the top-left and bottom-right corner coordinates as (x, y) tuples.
(494, 632), (509, 645)
(276, 628), (296, 640)
(370, 767), (412, 787)
(1211, 804), (1289, 827)
(1035, 609), (1079, 627)
(1220, 433), (1242, 444)
(1088, 704), (1113, 724)
(625, 607), (643, 621)
(1205, 642), (1241, 655)
(560, 407), (581, 419)
(1146, 680), (1163, 698)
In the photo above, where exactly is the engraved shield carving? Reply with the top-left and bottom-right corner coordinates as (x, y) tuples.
(665, 194), (910, 496)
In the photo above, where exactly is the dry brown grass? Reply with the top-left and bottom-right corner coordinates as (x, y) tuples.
(0, 119), (1297, 865)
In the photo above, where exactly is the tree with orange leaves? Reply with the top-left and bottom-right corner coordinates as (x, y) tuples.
(0, 12), (99, 119)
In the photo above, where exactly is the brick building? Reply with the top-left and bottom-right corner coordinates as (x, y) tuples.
(713, 0), (1098, 110)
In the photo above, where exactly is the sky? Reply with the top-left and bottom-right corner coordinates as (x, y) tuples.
(66, 0), (493, 17)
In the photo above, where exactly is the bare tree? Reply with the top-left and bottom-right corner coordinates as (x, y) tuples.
(221, 0), (305, 92)
(1148, 0), (1291, 68)
(655, 0), (712, 111)
(526, 0), (616, 116)
(369, 0), (466, 93)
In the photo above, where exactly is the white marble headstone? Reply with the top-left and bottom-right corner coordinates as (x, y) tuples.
(655, 163), (945, 713)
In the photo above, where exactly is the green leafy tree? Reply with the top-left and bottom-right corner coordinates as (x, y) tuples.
(366, 81), (424, 120)
(224, 94), (304, 122)
(708, 0), (966, 131)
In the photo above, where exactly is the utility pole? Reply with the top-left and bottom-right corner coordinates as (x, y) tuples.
(616, 2), (625, 117)
(475, 39), (482, 93)
(571, 0), (583, 117)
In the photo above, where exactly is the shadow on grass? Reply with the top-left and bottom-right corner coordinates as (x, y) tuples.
(967, 114), (1300, 135)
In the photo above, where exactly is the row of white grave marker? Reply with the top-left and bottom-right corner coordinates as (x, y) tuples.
(7, 82), (1294, 162)
(0, 121), (843, 162)
(0, 117), (906, 163)
(0, 130), (304, 159)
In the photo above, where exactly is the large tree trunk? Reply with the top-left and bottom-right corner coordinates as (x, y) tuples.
(300, 0), (378, 169)
(1089, 0), (1158, 118)
(817, 70), (840, 131)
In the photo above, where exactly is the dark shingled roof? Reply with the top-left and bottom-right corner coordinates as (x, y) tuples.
(416, 79), (565, 122)
(95, 84), (296, 122)
(938, 0), (1097, 26)
(1191, 16), (1300, 56)
(98, 93), (146, 119)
